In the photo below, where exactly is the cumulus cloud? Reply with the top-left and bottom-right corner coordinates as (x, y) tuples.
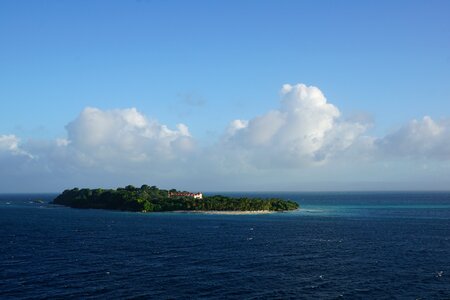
(222, 83), (370, 167)
(65, 107), (195, 165)
(1, 84), (450, 192)
(377, 116), (450, 160)
(0, 108), (200, 191)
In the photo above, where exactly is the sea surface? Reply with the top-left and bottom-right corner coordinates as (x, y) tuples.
(1, 192), (449, 299)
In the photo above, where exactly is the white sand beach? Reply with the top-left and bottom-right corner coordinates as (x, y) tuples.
(172, 210), (274, 215)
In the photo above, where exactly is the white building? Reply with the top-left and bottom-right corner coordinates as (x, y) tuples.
(168, 192), (203, 199)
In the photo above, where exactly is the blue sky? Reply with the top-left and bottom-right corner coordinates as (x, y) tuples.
(1, 0), (450, 192)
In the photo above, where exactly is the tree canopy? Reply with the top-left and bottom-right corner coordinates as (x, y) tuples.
(53, 185), (299, 212)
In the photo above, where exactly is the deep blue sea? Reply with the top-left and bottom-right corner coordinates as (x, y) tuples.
(1, 192), (450, 299)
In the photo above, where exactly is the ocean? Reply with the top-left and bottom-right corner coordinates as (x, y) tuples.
(1, 192), (449, 299)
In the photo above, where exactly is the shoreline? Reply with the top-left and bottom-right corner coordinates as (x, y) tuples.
(171, 210), (275, 215)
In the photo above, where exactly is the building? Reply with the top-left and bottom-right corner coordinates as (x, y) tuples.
(168, 192), (203, 199)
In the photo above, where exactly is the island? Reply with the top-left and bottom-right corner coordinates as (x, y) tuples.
(52, 185), (299, 213)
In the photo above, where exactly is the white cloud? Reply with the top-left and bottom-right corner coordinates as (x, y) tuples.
(0, 108), (199, 191)
(226, 119), (249, 136)
(377, 116), (450, 160)
(0, 134), (33, 158)
(0, 134), (20, 152)
(0, 135), (37, 186)
(1, 84), (450, 192)
(65, 107), (195, 164)
(222, 83), (370, 167)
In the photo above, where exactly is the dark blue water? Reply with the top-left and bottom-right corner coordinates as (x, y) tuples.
(1, 192), (449, 299)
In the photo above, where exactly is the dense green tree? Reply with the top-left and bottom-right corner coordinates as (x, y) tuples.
(53, 185), (299, 213)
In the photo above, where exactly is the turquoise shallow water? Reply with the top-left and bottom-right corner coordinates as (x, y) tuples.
(222, 191), (450, 219)
(1, 192), (449, 299)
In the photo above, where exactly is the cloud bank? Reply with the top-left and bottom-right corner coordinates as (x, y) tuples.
(1, 83), (450, 191)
